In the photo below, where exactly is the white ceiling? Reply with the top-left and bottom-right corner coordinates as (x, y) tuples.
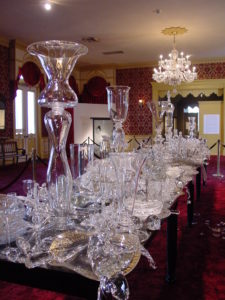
(1, 0), (225, 67)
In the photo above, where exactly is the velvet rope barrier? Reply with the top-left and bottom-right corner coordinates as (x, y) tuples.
(209, 141), (218, 150)
(36, 155), (48, 167)
(134, 137), (141, 145)
(0, 158), (32, 192)
(81, 137), (100, 147)
(81, 135), (152, 149)
(127, 138), (133, 144)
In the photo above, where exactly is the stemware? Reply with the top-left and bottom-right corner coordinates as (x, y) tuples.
(27, 40), (88, 220)
(106, 86), (130, 152)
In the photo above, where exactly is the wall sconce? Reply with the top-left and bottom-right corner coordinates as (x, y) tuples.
(97, 125), (102, 132)
(138, 99), (144, 108)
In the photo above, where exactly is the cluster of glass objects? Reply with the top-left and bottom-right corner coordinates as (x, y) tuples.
(0, 41), (210, 300)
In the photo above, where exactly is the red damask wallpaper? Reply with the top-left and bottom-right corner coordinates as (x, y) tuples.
(116, 63), (225, 135)
(116, 67), (153, 135)
(0, 45), (12, 138)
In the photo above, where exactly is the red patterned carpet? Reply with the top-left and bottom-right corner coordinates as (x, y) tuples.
(0, 156), (224, 300)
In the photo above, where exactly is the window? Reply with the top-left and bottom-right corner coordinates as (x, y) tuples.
(184, 106), (199, 131)
(184, 106), (199, 114)
(15, 87), (37, 136)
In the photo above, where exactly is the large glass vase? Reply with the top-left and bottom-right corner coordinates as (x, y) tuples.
(147, 100), (167, 143)
(106, 86), (130, 152)
(27, 40), (88, 218)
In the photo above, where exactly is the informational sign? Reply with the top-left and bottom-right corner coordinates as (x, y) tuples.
(203, 114), (220, 134)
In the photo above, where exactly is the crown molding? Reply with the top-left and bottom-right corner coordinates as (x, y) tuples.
(78, 57), (225, 71)
(78, 61), (157, 71)
(15, 39), (27, 51)
(192, 57), (225, 64)
(0, 36), (28, 51)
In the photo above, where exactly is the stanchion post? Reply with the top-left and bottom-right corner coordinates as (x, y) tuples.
(213, 139), (224, 178)
(32, 148), (37, 181)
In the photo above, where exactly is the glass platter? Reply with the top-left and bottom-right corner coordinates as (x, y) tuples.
(49, 231), (141, 281)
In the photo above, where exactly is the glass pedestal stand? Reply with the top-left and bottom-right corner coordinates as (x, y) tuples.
(45, 104), (72, 219)
(27, 40), (88, 227)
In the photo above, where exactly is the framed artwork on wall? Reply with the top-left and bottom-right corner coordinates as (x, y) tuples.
(91, 118), (113, 146)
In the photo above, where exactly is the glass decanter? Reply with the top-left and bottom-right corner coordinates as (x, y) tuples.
(27, 40), (88, 219)
(106, 86), (130, 152)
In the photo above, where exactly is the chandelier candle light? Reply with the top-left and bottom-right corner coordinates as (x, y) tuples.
(153, 27), (197, 88)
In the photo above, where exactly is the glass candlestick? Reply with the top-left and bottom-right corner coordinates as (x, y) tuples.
(27, 40), (88, 218)
(106, 86), (130, 152)
(165, 91), (174, 138)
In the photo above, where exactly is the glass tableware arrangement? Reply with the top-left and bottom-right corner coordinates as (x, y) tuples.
(0, 40), (211, 300)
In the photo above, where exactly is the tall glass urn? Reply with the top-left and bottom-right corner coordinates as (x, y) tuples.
(27, 40), (88, 218)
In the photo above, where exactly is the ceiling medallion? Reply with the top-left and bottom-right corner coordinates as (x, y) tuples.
(153, 26), (197, 88)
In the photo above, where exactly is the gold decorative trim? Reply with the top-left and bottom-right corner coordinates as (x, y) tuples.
(50, 231), (141, 281)
(162, 27), (188, 36)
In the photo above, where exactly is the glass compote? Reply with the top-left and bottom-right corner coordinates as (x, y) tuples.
(106, 86), (130, 152)
(27, 40), (88, 222)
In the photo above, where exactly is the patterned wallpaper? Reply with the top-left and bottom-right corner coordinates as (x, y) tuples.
(116, 67), (153, 135)
(0, 45), (12, 138)
(196, 63), (225, 79)
(116, 62), (225, 135)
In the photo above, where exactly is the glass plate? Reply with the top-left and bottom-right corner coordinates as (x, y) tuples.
(49, 231), (141, 281)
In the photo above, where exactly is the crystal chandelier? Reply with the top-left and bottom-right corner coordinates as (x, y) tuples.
(153, 27), (197, 87)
